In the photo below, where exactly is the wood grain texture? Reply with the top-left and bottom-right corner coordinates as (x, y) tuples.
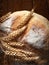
(33, 0), (49, 19)
(0, 0), (49, 19)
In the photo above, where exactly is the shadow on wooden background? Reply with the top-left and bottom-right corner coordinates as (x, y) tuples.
(0, 0), (49, 19)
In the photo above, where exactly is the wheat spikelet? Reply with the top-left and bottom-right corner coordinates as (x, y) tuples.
(12, 9), (34, 30)
(5, 50), (39, 61)
(1, 41), (39, 62)
(16, 9), (34, 29)
(7, 42), (24, 47)
(1, 26), (27, 42)
(1, 41), (33, 55)
(0, 12), (11, 23)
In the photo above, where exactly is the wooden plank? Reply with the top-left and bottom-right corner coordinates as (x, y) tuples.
(0, 0), (33, 17)
(0, 0), (8, 17)
(0, 0), (49, 19)
(33, 0), (49, 19)
(22, 0), (33, 10)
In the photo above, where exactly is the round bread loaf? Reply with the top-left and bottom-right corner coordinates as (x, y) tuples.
(0, 10), (49, 65)
(0, 10), (49, 50)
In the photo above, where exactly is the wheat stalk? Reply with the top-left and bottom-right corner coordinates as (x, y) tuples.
(1, 26), (27, 42)
(0, 12), (11, 23)
(12, 9), (34, 30)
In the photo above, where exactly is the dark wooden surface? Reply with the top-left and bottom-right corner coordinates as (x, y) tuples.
(0, 0), (49, 19)
(0, 0), (33, 17)
(33, 0), (49, 20)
